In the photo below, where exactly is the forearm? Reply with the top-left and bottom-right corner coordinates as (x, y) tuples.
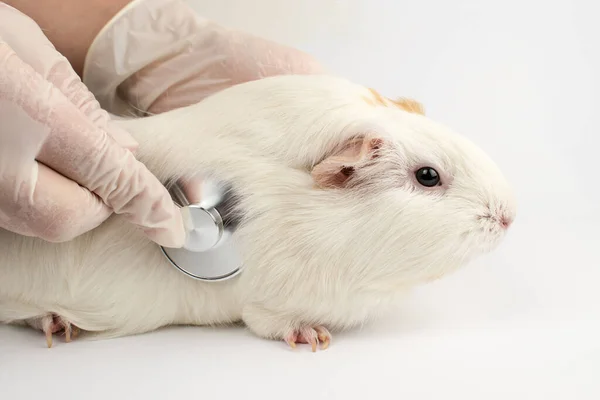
(3, 0), (131, 76)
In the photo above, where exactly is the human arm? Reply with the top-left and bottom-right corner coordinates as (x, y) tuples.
(0, 3), (184, 246)
(1, 0), (130, 76)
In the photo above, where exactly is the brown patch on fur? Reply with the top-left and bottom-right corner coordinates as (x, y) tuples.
(390, 98), (425, 115)
(368, 88), (388, 107)
(363, 88), (425, 115)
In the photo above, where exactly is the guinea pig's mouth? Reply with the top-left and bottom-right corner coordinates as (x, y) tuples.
(480, 214), (512, 230)
(474, 213), (513, 253)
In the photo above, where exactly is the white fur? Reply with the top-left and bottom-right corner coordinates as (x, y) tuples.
(0, 74), (516, 342)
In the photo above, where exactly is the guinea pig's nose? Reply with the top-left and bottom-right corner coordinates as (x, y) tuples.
(499, 214), (513, 229)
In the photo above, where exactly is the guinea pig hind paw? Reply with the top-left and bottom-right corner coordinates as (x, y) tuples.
(284, 326), (331, 352)
(28, 314), (79, 348)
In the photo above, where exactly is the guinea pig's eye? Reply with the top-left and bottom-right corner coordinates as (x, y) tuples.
(415, 167), (441, 187)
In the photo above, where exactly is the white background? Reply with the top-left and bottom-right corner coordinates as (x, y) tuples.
(1, 0), (599, 398)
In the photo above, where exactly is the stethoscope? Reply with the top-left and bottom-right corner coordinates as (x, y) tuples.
(106, 111), (243, 281)
(159, 179), (243, 282)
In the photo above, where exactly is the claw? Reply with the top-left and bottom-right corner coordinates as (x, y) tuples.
(27, 314), (80, 348)
(285, 331), (298, 349)
(284, 326), (331, 352)
(64, 322), (72, 343)
(46, 330), (53, 348)
(40, 314), (54, 348)
(285, 337), (296, 349)
(315, 326), (331, 350)
(72, 326), (81, 340)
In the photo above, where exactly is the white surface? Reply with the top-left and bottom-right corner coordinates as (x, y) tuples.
(1, 0), (599, 398)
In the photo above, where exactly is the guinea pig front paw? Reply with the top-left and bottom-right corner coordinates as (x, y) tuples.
(25, 314), (80, 348)
(284, 326), (331, 352)
(242, 304), (332, 352)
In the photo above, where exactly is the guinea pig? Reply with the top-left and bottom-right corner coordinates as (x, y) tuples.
(0, 74), (516, 351)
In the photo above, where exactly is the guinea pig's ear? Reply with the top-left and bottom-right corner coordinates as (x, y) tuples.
(311, 135), (384, 189)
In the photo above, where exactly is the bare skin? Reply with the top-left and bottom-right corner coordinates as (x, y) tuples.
(4, 0), (131, 76)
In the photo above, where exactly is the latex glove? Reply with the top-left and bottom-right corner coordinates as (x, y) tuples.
(83, 0), (325, 115)
(0, 3), (184, 247)
(82, 0), (325, 201)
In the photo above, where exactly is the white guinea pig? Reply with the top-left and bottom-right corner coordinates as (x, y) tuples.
(0, 74), (516, 350)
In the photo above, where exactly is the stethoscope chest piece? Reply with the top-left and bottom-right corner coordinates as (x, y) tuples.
(160, 180), (243, 282)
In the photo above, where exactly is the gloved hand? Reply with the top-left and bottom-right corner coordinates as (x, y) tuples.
(82, 0), (326, 202)
(0, 3), (184, 247)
